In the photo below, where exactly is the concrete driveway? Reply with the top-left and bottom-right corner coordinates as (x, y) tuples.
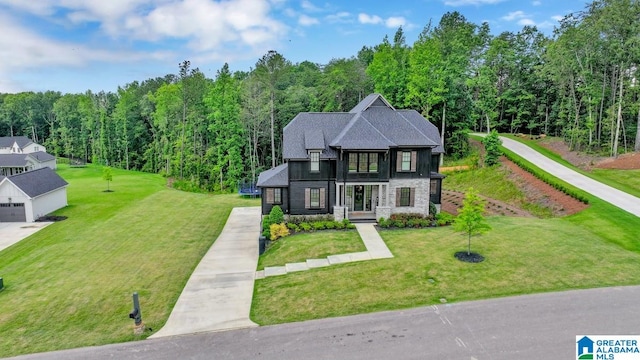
(149, 206), (261, 338)
(476, 133), (640, 217)
(0, 222), (52, 253)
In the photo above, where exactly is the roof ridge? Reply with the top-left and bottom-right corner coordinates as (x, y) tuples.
(358, 112), (396, 146)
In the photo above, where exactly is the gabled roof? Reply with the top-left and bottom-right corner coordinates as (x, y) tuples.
(283, 113), (352, 160)
(282, 93), (442, 159)
(256, 163), (289, 187)
(349, 93), (395, 113)
(0, 154), (29, 167)
(395, 110), (444, 154)
(0, 136), (33, 149)
(304, 129), (325, 150)
(330, 113), (395, 150)
(28, 151), (56, 162)
(5, 168), (68, 198)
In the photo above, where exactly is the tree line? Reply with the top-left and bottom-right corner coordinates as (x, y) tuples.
(1, 0), (638, 192)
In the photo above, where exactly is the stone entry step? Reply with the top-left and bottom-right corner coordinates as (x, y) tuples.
(256, 223), (393, 278)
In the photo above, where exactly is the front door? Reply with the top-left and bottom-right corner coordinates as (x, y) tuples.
(353, 185), (364, 211)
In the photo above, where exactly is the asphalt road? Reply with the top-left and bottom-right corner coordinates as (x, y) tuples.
(10, 286), (640, 360)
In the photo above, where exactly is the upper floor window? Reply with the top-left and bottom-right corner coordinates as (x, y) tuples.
(348, 152), (379, 173)
(397, 151), (417, 172)
(310, 151), (320, 172)
(401, 152), (411, 171)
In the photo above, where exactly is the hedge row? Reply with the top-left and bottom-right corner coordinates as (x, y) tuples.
(501, 148), (590, 204)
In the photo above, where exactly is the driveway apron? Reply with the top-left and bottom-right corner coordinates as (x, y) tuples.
(496, 135), (640, 217)
(150, 206), (261, 338)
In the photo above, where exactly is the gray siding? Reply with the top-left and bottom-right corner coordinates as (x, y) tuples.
(390, 148), (432, 179)
(261, 188), (289, 215)
(289, 180), (335, 215)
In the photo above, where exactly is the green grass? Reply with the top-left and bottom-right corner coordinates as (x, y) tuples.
(503, 134), (640, 198)
(252, 216), (640, 325)
(443, 166), (552, 217)
(258, 230), (365, 270)
(252, 141), (640, 326)
(0, 164), (259, 357)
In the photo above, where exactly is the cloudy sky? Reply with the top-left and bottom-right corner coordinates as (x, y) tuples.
(0, 0), (587, 94)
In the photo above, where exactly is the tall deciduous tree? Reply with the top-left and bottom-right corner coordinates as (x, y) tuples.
(254, 50), (291, 168)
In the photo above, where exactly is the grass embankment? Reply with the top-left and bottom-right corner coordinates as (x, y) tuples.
(258, 230), (365, 270)
(252, 145), (640, 325)
(504, 134), (640, 198)
(0, 164), (258, 357)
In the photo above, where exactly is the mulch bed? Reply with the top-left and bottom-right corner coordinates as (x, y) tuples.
(454, 251), (485, 263)
(442, 189), (532, 217)
(36, 215), (68, 222)
(501, 157), (589, 216)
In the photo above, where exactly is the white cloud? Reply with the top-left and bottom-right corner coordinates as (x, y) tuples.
(0, 0), (287, 52)
(359, 13), (407, 28)
(444, 0), (505, 6)
(299, 14), (319, 26)
(358, 13), (383, 25)
(326, 11), (351, 23)
(518, 18), (536, 26)
(532, 0), (542, 5)
(300, 0), (322, 12)
(0, 12), (170, 93)
(386, 16), (406, 28)
(551, 15), (564, 21)
(502, 10), (527, 21)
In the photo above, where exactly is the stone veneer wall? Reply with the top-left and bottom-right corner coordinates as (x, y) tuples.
(333, 206), (346, 221)
(388, 178), (430, 216)
(375, 206), (391, 220)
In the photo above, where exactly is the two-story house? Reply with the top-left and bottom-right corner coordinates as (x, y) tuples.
(257, 94), (445, 221)
(0, 136), (56, 176)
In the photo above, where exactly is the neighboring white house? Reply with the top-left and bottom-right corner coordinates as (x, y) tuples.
(0, 137), (56, 176)
(0, 136), (46, 154)
(0, 167), (68, 222)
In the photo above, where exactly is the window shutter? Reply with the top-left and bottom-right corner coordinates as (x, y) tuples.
(266, 188), (274, 203)
(305, 188), (310, 209)
(409, 188), (415, 207)
(411, 151), (417, 172)
(320, 188), (326, 208)
(396, 152), (402, 172)
(395, 188), (400, 207)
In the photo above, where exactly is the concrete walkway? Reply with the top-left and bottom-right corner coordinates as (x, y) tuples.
(476, 134), (640, 217)
(149, 207), (261, 338)
(256, 223), (393, 279)
(0, 222), (52, 253)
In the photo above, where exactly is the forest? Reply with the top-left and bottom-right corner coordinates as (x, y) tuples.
(1, 0), (638, 192)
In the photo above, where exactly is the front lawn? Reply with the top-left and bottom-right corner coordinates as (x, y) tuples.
(0, 164), (259, 357)
(258, 230), (365, 270)
(251, 215), (640, 325)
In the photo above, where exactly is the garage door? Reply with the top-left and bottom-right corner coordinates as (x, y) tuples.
(0, 203), (26, 222)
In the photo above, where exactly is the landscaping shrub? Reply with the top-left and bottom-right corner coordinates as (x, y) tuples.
(482, 130), (502, 167)
(502, 148), (589, 204)
(299, 222), (312, 231)
(429, 202), (438, 216)
(269, 205), (285, 225)
(286, 223), (300, 232)
(312, 221), (327, 231)
(334, 220), (345, 230)
(436, 212), (454, 226)
(270, 223), (290, 241)
(325, 221), (337, 230)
